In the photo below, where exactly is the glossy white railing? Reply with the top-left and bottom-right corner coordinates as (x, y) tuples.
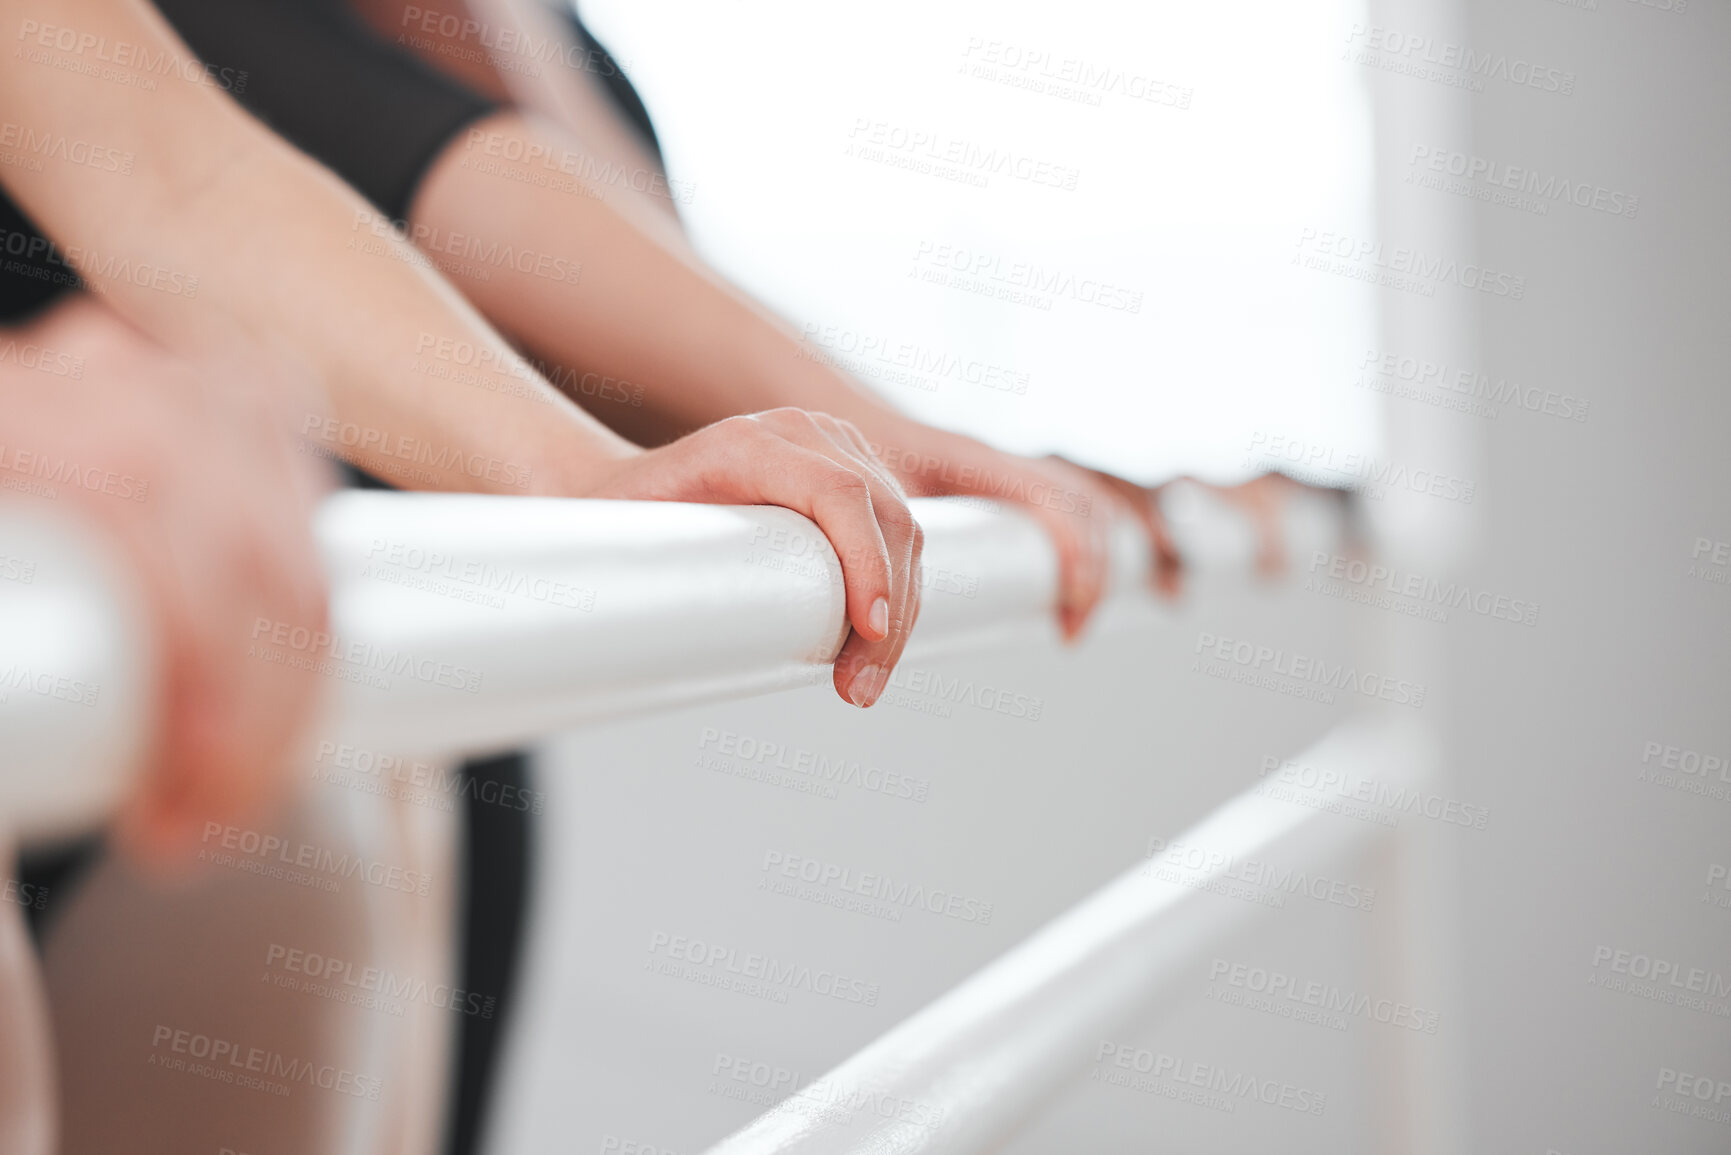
(314, 493), (1148, 756)
(0, 507), (152, 844)
(2, 489), (1193, 841)
(1, 484), (1420, 1154)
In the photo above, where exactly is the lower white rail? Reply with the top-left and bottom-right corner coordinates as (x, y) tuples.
(701, 716), (1436, 1154)
(0, 482), (1363, 1155)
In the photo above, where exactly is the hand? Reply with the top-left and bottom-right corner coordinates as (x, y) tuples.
(577, 408), (922, 707)
(1072, 465), (1186, 599)
(2, 298), (330, 869)
(1084, 469), (1310, 588)
(1204, 473), (1305, 578)
(862, 422), (1128, 641)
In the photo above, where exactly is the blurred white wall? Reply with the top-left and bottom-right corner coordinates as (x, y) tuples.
(579, 0), (1382, 484)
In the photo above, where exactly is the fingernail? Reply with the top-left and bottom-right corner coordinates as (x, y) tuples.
(848, 663), (882, 708)
(868, 597), (890, 638)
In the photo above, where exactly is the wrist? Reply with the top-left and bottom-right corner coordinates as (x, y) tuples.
(524, 426), (642, 498)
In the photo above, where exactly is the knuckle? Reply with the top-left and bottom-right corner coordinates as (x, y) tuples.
(878, 502), (917, 535)
(720, 413), (766, 438)
(819, 467), (872, 502)
(759, 406), (813, 433)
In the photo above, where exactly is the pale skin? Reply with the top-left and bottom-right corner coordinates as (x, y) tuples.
(346, 0), (1211, 622)
(0, 296), (329, 867)
(358, 0), (1303, 605)
(0, 0), (925, 858)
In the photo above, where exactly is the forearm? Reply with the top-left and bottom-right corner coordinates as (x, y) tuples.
(143, 140), (637, 494)
(0, 0), (635, 494)
(412, 112), (910, 447)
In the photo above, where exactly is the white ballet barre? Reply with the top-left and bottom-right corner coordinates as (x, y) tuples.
(0, 481), (1336, 837)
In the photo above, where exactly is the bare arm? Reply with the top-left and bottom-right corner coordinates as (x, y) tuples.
(349, 0), (687, 231)
(0, 0), (636, 496)
(0, 0), (923, 704)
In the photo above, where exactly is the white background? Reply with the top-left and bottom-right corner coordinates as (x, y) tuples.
(579, 0), (1381, 484)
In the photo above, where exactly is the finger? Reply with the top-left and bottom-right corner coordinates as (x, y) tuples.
(1087, 468), (1183, 597)
(763, 411), (915, 648)
(1147, 493), (1185, 597)
(1019, 499), (1102, 642)
(1040, 467), (1112, 641)
(115, 555), (235, 871)
(1120, 483), (1184, 598)
(804, 415), (920, 646)
(1244, 477), (1292, 578)
(833, 518), (923, 707)
(827, 417), (911, 501)
(733, 421), (896, 647)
